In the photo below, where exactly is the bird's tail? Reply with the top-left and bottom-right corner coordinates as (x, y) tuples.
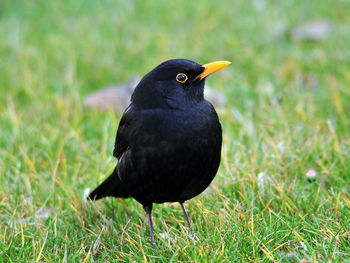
(88, 167), (130, 201)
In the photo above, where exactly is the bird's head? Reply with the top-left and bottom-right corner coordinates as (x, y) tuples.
(131, 59), (230, 109)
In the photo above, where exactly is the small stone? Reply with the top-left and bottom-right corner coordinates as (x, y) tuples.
(159, 233), (169, 239)
(84, 76), (227, 113)
(83, 77), (140, 113)
(204, 85), (226, 108)
(291, 20), (331, 41)
(257, 172), (266, 189)
(83, 188), (91, 202)
(299, 241), (308, 251)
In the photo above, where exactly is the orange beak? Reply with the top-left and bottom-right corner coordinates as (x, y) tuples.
(195, 61), (231, 80)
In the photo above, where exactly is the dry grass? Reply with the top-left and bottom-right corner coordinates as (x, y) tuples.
(1, 0), (349, 261)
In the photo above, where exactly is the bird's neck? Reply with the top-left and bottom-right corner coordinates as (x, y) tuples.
(189, 86), (204, 102)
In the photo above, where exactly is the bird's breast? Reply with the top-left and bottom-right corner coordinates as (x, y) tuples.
(118, 103), (222, 204)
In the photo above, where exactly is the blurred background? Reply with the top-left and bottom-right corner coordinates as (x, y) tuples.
(0, 0), (349, 261)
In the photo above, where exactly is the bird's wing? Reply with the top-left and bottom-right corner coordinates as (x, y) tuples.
(88, 105), (135, 201)
(113, 105), (135, 159)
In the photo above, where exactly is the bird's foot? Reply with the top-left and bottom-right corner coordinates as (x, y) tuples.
(151, 240), (159, 251)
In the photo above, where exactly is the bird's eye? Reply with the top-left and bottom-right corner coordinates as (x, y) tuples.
(176, 73), (188, 83)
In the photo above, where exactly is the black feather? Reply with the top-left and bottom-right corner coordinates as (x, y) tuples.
(88, 168), (130, 200)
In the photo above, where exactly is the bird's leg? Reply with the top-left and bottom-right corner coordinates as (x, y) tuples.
(180, 202), (193, 235)
(143, 204), (157, 249)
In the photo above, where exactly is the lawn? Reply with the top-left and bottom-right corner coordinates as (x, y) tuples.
(0, 0), (349, 262)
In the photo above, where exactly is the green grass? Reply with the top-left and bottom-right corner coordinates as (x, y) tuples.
(1, 0), (350, 261)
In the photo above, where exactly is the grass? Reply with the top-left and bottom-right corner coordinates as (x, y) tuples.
(1, 0), (349, 261)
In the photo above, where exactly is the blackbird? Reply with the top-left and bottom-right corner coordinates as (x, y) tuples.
(88, 59), (230, 248)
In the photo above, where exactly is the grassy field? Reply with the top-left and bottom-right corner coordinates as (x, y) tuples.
(1, 0), (350, 262)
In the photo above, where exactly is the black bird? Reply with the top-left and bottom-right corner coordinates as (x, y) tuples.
(88, 59), (230, 247)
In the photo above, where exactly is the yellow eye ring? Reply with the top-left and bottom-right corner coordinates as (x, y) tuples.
(176, 73), (188, 83)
